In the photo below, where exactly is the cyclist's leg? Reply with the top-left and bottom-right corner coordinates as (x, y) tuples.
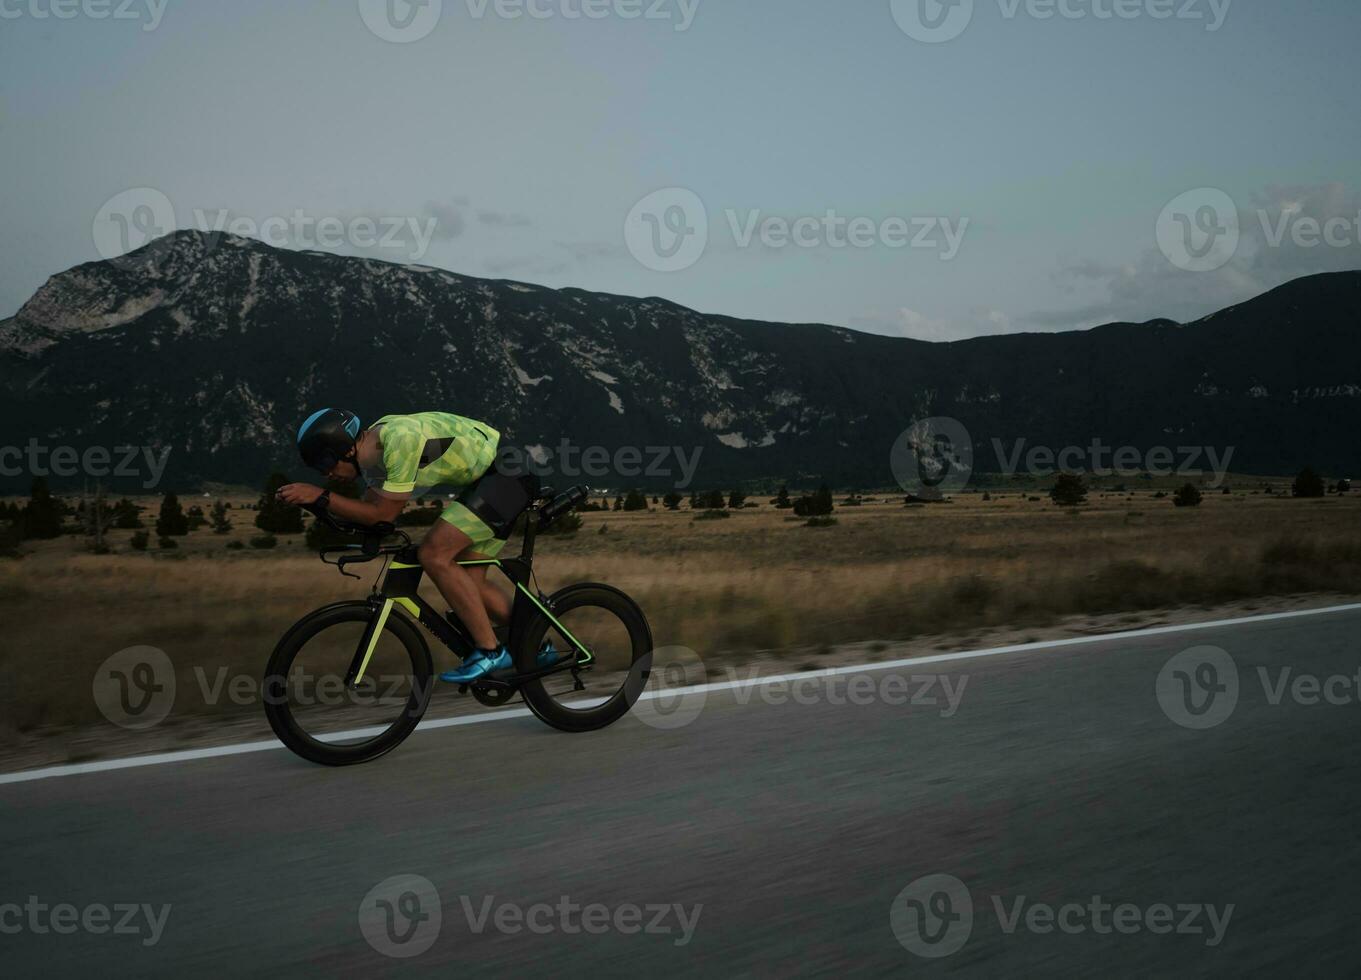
(461, 556), (511, 625)
(418, 520), (499, 650)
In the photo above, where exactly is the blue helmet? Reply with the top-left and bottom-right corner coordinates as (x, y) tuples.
(297, 408), (362, 473)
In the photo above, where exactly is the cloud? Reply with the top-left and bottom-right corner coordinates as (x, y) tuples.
(477, 210), (532, 228)
(1027, 182), (1361, 329)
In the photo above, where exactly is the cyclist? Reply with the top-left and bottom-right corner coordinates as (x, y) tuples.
(277, 408), (551, 684)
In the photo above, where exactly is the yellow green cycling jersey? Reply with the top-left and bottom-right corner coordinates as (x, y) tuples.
(366, 412), (500, 496)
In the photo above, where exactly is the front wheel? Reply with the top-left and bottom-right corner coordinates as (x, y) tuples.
(263, 601), (433, 766)
(516, 584), (652, 733)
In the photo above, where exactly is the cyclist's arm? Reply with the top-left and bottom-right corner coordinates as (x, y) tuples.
(324, 489), (406, 526)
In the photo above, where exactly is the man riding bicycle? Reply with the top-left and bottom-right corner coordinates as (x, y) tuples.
(277, 408), (554, 684)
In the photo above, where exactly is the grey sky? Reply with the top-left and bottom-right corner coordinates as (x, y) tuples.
(1, 0), (1358, 340)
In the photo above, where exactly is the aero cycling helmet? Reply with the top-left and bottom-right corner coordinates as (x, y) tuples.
(297, 408), (362, 473)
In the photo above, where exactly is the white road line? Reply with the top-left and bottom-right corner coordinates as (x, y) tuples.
(3, 600), (1359, 787)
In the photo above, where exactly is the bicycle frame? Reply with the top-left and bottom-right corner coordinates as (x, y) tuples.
(345, 529), (593, 689)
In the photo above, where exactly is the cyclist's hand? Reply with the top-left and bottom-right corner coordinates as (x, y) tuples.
(277, 483), (323, 506)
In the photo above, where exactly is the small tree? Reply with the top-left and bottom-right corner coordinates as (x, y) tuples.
(113, 498), (143, 529)
(186, 504), (207, 530)
(612, 495), (624, 512)
(210, 500), (233, 535)
(793, 486), (834, 517)
(130, 530), (150, 551)
(255, 472), (305, 534)
(1049, 473), (1088, 508)
(773, 485), (793, 510)
(21, 477), (63, 539)
(623, 489), (649, 512)
(663, 491), (683, 511)
(155, 492), (190, 537)
(1335, 479), (1351, 495)
(1173, 483), (1203, 508)
(727, 490), (747, 510)
(1292, 467), (1325, 499)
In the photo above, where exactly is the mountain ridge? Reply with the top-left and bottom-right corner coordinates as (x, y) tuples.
(2, 232), (1358, 491)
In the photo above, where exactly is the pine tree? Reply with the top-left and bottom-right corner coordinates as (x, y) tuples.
(210, 500), (233, 534)
(113, 498), (143, 529)
(21, 477), (63, 539)
(774, 485), (793, 510)
(155, 492), (190, 537)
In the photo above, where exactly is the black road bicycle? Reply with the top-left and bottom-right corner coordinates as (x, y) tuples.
(263, 485), (653, 766)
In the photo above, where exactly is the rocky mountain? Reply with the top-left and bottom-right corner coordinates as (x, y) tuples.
(1, 230), (1358, 492)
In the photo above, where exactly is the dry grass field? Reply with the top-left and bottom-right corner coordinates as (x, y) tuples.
(2, 484), (1360, 750)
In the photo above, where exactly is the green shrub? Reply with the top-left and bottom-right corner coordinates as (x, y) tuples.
(804, 516), (838, 528)
(130, 530), (150, 551)
(1173, 484), (1203, 508)
(1049, 473), (1088, 507)
(226, 540), (245, 550)
(157, 536), (178, 550)
(1293, 467), (1325, 498)
(250, 534), (278, 550)
(793, 486), (833, 517)
(694, 509), (731, 521)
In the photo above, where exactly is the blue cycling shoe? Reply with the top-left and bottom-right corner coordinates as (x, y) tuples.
(537, 641), (567, 668)
(440, 647), (512, 684)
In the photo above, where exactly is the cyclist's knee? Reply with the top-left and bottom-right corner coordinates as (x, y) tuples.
(418, 524), (471, 569)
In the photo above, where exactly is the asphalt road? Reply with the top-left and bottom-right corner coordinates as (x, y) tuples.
(3, 607), (1360, 977)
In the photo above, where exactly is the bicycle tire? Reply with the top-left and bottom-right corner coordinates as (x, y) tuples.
(263, 601), (433, 766)
(516, 583), (652, 733)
